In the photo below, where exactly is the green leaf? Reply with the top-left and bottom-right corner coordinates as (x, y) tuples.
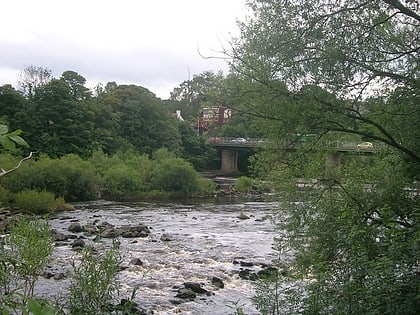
(28, 299), (42, 314)
(8, 135), (29, 147)
(0, 124), (8, 135)
(7, 129), (23, 136)
(0, 137), (15, 151)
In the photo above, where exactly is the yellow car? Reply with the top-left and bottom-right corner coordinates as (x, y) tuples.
(357, 142), (373, 150)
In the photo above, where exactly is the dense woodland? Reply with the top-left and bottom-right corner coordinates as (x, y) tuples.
(0, 0), (419, 314)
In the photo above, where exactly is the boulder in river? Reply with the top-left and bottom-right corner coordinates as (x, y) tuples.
(71, 238), (86, 249)
(184, 282), (208, 294)
(160, 233), (173, 241)
(176, 288), (196, 299)
(68, 222), (84, 233)
(238, 212), (250, 220)
(211, 276), (225, 288)
(130, 258), (143, 266)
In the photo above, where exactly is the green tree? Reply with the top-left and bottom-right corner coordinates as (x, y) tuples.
(30, 76), (97, 157)
(167, 71), (226, 121)
(177, 121), (216, 170)
(230, 0), (419, 313)
(60, 70), (92, 100)
(101, 84), (182, 154)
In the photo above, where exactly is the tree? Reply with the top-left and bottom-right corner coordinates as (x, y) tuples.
(101, 84), (182, 155)
(18, 65), (52, 98)
(60, 70), (92, 100)
(167, 71), (226, 121)
(229, 0), (419, 313)
(29, 78), (97, 157)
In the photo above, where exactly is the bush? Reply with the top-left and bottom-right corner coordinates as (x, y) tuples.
(235, 176), (254, 192)
(195, 177), (217, 196)
(0, 186), (12, 207)
(14, 190), (66, 214)
(102, 164), (148, 200)
(4, 217), (53, 304)
(1, 154), (100, 202)
(69, 244), (121, 314)
(151, 158), (199, 196)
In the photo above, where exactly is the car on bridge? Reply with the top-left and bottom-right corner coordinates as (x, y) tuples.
(231, 137), (247, 144)
(357, 142), (373, 150)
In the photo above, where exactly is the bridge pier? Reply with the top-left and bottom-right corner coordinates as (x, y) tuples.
(325, 152), (342, 179)
(220, 149), (238, 174)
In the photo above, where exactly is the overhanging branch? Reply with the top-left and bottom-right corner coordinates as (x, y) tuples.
(0, 152), (33, 178)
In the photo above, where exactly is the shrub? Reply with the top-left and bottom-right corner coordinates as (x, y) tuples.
(102, 164), (148, 200)
(1, 154), (100, 202)
(195, 177), (217, 196)
(14, 190), (66, 214)
(151, 158), (199, 196)
(0, 186), (12, 207)
(235, 176), (254, 192)
(5, 217), (53, 303)
(68, 244), (121, 314)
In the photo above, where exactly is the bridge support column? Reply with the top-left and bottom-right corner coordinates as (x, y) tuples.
(221, 149), (238, 174)
(325, 152), (342, 180)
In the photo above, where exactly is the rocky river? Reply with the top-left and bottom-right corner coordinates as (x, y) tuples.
(35, 198), (280, 315)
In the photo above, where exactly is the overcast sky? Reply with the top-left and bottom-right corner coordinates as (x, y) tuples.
(0, 0), (247, 99)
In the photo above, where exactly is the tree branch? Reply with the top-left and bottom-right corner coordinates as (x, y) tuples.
(381, 0), (420, 22)
(0, 152), (33, 178)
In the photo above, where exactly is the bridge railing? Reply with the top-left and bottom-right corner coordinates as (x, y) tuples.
(209, 137), (376, 152)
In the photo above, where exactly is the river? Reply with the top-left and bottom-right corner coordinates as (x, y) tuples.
(35, 199), (279, 315)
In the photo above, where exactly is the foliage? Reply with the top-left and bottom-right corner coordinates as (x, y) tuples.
(1, 154), (100, 202)
(0, 124), (29, 153)
(102, 164), (149, 200)
(18, 65), (52, 98)
(97, 84), (182, 155)
(229, 0), (420, 313)
(176, 121), (217, 170)
(235, 176), (254, 192)
(167, 71), (226, 121)
(68, 244), (122, 315)
(14, 189), (66, 214)
(3, 217), (54, 305)
(151, 158), (199, 196)
(195, 177), (217, 196)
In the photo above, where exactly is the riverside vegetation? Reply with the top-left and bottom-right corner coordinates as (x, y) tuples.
(0, 148), (217, 214)
(1, 0), (419, 313)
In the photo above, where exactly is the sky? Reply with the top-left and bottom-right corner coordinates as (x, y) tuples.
(0, 0), (248, 99)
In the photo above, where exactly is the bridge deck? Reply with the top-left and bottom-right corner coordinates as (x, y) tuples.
(210, 137), (375, 153)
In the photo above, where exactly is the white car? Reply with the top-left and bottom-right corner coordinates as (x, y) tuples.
(357, 142), (373, 150)
(232, 137), (247, 144)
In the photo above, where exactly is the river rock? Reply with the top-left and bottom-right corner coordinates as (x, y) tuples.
(238, 269), (258, 281)
(176, 288), (196, 299)
(68, 222), (83, 233)
(119, 224), (150, 238)
(184, 282), (208, 294)
(240, 261), (254, 267)
(84, 223), (99, 235)
(160, 233), (172, 241)
(53, 272), (65, 280)
(130, 258), (143, 266)
(238, 212), (250, 220)
(71, 238), (85, 249)
(52, 229), (69, 241)
(100, 227), (117, 238)
(211, 276), (224, 288)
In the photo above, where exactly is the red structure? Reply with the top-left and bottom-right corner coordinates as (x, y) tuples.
(194, 106), (231, 133)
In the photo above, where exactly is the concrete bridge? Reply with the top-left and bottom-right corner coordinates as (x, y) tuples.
(210, 137), (375, 174)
